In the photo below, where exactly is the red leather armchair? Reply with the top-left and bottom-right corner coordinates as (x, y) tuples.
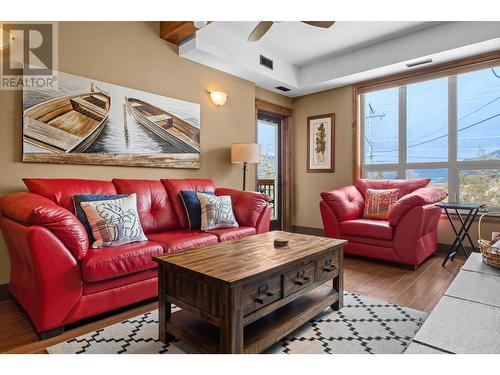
(320, 178), (447, 268)
(0, 178), (271, 338)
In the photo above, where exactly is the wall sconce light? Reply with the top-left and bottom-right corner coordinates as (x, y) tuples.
(0, 29), (15, 50)
(208, 90), (228, 107)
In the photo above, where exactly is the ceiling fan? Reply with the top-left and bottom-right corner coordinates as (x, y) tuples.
(247, 21), (335, 42)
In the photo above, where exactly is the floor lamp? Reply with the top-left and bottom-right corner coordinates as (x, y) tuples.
(231, 143), (260, 191)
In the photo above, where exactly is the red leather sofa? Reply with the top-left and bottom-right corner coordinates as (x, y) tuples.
(320, 178), (447, 268)
(0, 178), (271, 338)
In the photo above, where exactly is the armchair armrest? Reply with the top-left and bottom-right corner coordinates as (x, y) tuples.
(393, 205), (442, 265)
(0, 192), (88, 259)
(215, 188), (271, 231)
(388, 187), (447, 226)
(320, 201), (340, 238)
(320, 185), (364, 222)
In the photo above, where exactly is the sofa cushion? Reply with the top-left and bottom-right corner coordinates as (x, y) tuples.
(388, 187), (448, 225)
(340, 219), (394, 241)
(83, 268), (158, 296)
(24, 178), (117, 213)
(180, 190), (215, 230)
(354, 178), (430, 200)
(207, 226), (256, 241)
(73, 194), (127, 243)
(321, 185), (364, 222)
(161, 179), (216, 229)
(112, 179), (180, 233)
(215, 188), (270, 227)
(81, 241), (163, 283)
(80, 194), (148, 248)
(363, 188), (399, 220)
(147, 230), (218, 253)
(197, 193), (239, 231)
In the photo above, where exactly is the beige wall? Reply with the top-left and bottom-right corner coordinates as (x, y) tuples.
(0, 21), (289, 284)
(292, 86), (354, 229)
(255, 87), (293, 109)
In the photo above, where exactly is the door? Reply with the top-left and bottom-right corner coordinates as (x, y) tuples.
(257, 113), (282, 231)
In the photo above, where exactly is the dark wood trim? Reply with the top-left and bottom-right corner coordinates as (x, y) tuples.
(0, 283), (10, 301)
(255, 99), (292, 117)
(291, 225), (325, 237)
(159, 21), (197, 45)
(352, 51), (500, 180)
(307, 113), (335, 173)
(352, 86), (361, 180)
(255, 99), (293, 232)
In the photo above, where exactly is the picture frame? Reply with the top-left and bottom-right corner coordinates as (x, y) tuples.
(307, 113), (335, 173)
(22, 69), (201, 169)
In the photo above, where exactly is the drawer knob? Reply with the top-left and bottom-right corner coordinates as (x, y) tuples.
(293, 276), (311, 286)
(323, 265), (336, 273)
(254, 291), (275, 304)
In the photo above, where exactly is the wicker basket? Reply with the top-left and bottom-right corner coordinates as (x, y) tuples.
(478, 212), (500, 269)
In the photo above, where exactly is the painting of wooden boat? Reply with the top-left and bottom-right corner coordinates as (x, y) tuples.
(125, 97), (200, 153)
(23, 84), (111, 153)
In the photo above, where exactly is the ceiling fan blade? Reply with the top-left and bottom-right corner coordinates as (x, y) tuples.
(301, 21), (335, 28)
(247, 21), (274, 42)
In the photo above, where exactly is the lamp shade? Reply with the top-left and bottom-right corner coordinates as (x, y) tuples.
(231, 143), (260, 164)
(209, 91), (228, 107)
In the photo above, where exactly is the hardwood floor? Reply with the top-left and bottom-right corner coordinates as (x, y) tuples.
(0, 252), (464, 354)
(344, 252), (464, 313)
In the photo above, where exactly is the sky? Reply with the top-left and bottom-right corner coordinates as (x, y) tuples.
(363, 65), (500, 165)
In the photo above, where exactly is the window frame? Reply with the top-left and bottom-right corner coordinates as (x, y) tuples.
(354, 51), (500, 206)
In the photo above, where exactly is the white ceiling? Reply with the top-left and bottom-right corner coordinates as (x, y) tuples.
(179, 21), (500, 97)
(211, 21), (439, 67)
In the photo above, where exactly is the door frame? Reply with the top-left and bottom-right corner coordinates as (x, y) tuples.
(255, 99), (293, 232)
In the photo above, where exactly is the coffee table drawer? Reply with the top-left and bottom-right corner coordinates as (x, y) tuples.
(283, 262), (315, 297)
(317, 251), (339, 282)
(242, 274), (282, 315)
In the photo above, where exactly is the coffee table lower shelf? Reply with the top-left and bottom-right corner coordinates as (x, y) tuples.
(166, 284), (339, 354)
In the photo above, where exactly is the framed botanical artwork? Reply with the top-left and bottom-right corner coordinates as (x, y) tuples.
(307, 113), (335, 173)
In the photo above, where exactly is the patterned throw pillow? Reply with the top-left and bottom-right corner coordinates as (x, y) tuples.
(73, 194), (127, 243)
(180, 190), (215, 230)
(196, 192), (239, 231)
(363, 188), (399, 220)
(79, 193), (148, 248)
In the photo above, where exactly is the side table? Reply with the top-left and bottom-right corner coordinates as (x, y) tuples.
(437, 202), (486, 267)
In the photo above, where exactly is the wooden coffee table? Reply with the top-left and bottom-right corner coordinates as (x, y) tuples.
(153, 231), (346, 353)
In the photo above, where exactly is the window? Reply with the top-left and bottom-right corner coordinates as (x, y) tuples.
(257, 116), (279, 221)
(361, 65), (500, 207)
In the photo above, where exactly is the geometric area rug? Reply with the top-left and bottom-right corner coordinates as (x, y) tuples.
(47, 292), (428, 354)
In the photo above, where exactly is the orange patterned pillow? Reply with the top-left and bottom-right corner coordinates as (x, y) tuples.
(363, 188), (399, 220)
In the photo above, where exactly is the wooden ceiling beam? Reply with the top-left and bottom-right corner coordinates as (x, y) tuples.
(160, 21), (197, 45)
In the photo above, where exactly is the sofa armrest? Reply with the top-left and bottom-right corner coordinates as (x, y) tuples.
(215, 188), (271, 230)
(255, 205), (272, 233)
(320, 185), (364, 222)
(0, 217), (82, 332)
(0, 192), (88, 259)
(388, 187), (447, 225)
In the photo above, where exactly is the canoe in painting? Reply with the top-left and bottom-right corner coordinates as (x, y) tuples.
(125, 97), (200, 153)
(23, 84), (111, 153)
